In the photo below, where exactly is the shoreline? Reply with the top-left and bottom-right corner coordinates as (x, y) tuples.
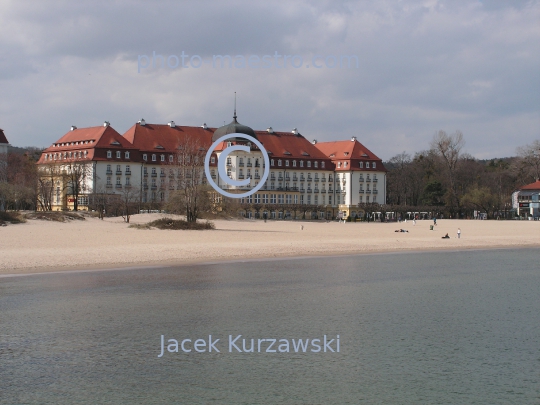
(1, 213), (539, 277)
(1, 244), (538, 279)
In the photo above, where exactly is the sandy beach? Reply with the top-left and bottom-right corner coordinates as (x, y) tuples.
(0, 214), (538, 275)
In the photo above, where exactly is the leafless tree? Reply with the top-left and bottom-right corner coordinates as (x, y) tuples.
(430, 130), (465, 211)
(515, 140), (540, 183)
(119, 184), (141, 223)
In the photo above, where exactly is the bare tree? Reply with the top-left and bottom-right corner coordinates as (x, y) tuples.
(166, 136), (211, 222)
(516, 140), (540, 183)
(63, 160), (92, 211)
(430, 130), (465, 211)
(119, 184), (141, 223)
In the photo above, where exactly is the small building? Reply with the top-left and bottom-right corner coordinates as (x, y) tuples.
(516, 179), (540, 219)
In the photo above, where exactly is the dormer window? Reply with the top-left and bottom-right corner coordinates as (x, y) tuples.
(366, 162), (370, 168)
(321, 162), (325, 168)
(314, 161), (318, 168)
(143, 154), (147, 161)
(293, 160), (297, 167)
(338, 162), (342, 168)
(107, 151), (112, 158)
(169, 155), (173, 162)
(300, 161), (304, 167)
(372, 162), (376, 169)
(152, 154), (156, 161)
(211, 156), (215, 164)
(271, 159), (275, 166)
(116, 151), (121, 158)
(285, 160), (289, 167)
(125, 151), (130, 159)
(278, 160), (282, 166)
(359, 162), (363, 168)
(161, 155), (165, 162)
(307, 161), (311, 168)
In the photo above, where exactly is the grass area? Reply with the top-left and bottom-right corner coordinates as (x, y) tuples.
(24, 211), (86, 222)
(0, 211), (26, 225)
(129, 217), (215, 230)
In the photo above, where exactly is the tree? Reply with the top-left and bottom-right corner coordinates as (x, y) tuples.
(516, 140), (540, 184)
(165, 135), (211, 222)
(119, 184), (140, 223)
(63, 160), (92, 211)
(430, 130), (465, 211)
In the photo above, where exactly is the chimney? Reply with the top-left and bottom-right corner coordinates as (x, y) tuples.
(168, 121), (176, 128)
(267, 127), (274, 133)
(312, 139), (317, 144)
(351, 136), (357, 142)
(103, 121), (110, 127)
(70, 125), (77, 131)
(138, 118), (146, 126)
(201, 123), (208, 129)
(292, 128), (299, 135)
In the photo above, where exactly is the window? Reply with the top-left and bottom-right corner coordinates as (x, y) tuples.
(262, 194), (268, 204)
(143, 154), (147, 161)
(278, 194), (284, 204)
(359, 161), (363, 168)
(321, 162), (325, 168)
(107, 164), (111, 172)
(227, 157), (232, 165)
(285, 160), (289, 167)
(372, 162), (376, 169)
(300, 161), (304, 167)
(294, 195), (298, 204)
(125, 177), (130, 186)
(314, 161), (318, 168)
(307, 161), (311, 168)
(116, 151), (121, 158)
(169, 155), (173, 162)
(107, 151), (112, 158)
(106, 176), (111, 185)
(293, 160), (297, 167)
(161, 155), (165, 162)
(314, 195), (318, 204)
(227, 168), (231, 177)
(125, 151), (130, 159)
(116, 177), (121, 185)
(338, 162), (342, 168)
(366, 162), (370, 168)
(278, 160), (282, 166)
(116, 164), (121, 172)
(152, 154), (156, 161)
(255, 194), (260, 204)
(307, 195), (311, 204)
(328, 195), (332, 205)
(211, 156), (215, 164)
(151, 168), (156, 175)
(270, 194), (276, 204)
(271, 159), (275, 166)
(344, 162), (348, 167)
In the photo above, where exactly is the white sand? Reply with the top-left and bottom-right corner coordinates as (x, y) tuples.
(0, 214), (538, 275)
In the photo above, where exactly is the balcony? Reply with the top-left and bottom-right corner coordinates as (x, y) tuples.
(151, 173), (157, 177)
(254, 175), (260, 179)
(125, 170), (131, 176)
(116, 171), (122, 175)
(211, 175), (217, 179)
(246, 163), (252, 167)
(169, 185), (175, 190)
(168, 172), (174, 178)
(359, 189), (365, 193)
(115, 184), (122, 189)
(238, 162), (244, 167)
(238, 175), (245, 179)
(151, 185), (157, 190)
(106, 184), (112, 188)
(143, 172), (148, 177)
(307, 189), (312, 193)
(373, 178), (378, 183)
(321, 190), (326, 193)
(300, 177), (305, 181)
(359, 177), (364, 182)
(160, 173), (166, 177)
(365, 178), (371, 182)
(300, 189), (306, 193)
(366, 190), (371, 194)
(373, 190), (378, 194)
(307, 177), (312, 182)
(254, 163), (260, 168)
(314, 178), (319, 182)
(321, 178), (326, 182)
(125, 184), (132, 189)
(278, 176), (284, 181)
(314, 189), (319, 193)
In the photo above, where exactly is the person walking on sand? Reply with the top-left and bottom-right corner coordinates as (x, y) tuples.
(457, 228), (461, 239)
(433, 217), (437, 226)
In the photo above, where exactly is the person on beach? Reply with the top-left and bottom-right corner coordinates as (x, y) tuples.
(457, 228), (461, 238)
(442, 233), (450, 239)
(413, 219), (416, 226)
(433, 217), (437, 226)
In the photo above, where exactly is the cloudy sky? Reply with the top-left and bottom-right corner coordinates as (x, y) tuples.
(1, 0), (538, 160)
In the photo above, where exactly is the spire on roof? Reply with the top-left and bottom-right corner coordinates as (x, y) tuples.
(233, 91), (237, 121)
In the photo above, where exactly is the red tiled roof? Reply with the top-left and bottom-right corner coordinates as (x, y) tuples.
(0, 128), (9, 144)
(123, 123), (214, 152)
(255, 131), (330, 161)
(520, 180), (540, 190)
(38, 125), (136, 164)
(314, 140), (386, 171)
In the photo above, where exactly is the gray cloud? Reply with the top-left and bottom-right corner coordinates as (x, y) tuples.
(0, 0), (538, 159)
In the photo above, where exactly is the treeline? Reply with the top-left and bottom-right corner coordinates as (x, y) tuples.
(385, 131), (539, 219)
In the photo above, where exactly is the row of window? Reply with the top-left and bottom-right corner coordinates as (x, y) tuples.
(337, 161), (376, 169)
(44, 150), (88, 161)
(107, 150), (131, 159)
(52, 140), (94, 147)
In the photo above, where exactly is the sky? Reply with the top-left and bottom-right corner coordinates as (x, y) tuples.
(0, 0), (539, 160)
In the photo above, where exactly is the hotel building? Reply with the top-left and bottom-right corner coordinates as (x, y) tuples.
(514, 179), (540, 218)
(37, 116), (387, 219)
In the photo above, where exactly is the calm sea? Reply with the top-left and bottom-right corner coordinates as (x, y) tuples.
(1, 249), (539, 404)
